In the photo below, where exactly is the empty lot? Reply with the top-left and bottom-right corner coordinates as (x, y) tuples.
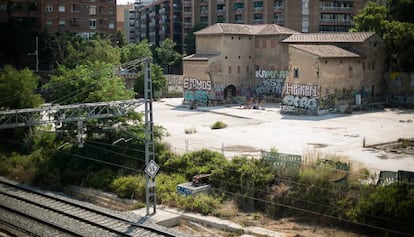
(143, 98), (414, 173)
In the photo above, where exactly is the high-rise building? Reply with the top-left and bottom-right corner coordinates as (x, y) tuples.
(133, 0), (182, 51)
(183, 0), (368, 33)
(130, 0), (369, 54)
(0, 0), (118, 69)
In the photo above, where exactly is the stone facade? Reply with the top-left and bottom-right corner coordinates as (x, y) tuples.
(282, 44), (364, 114)
(183, 23), (385, 113)
(183, 23), (299, 105)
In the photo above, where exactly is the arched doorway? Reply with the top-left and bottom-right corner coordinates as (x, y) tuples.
(224, 85), (236, 100)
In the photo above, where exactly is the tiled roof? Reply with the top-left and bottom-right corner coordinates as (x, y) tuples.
(195, 23), (300, 35)
(290, 44), (361, 58)
(282, 32), (376, 43)
(183, 54), (219, 60)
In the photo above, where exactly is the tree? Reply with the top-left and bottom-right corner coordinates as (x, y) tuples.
(351, 1), (414, 70)
(44, 61), (134, 104)
(350, 2), (388, 34)
(63, 37), (121, 69)
(0, 65), (44, 110)
(184, 23), (208, 55)
(120, 40), (152, 63)
(388, 0), (414, 23)
(155, 38), (182, 74)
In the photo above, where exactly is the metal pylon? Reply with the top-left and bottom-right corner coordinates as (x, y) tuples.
(144, 60), (156, 215)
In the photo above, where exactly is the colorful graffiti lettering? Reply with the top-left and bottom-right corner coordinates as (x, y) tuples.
(285, 83), (318, 97)
(255, 70), (288, 97)
(256, 70), (288, 79)
(183, 78), (212, 90)
(282, 95), (318, 110)
(184, 90), (209, 104)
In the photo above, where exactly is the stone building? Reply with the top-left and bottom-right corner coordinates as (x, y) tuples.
(282, 32), (385, 102)
(182, 23), (299, 105)
(183, 23), (385, 113)
(282, 44), (363, 114)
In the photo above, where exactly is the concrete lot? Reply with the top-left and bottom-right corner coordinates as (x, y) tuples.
(142, 98), (414, 173)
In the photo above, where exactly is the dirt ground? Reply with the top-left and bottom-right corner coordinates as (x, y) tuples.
(144, 98), (414, 173)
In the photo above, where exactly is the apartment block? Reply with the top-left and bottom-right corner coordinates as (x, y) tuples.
(182, 0), (368, 33)
(133, 0), (182, 51)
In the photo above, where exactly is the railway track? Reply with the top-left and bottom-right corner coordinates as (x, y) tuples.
(0, 177), (180, 237)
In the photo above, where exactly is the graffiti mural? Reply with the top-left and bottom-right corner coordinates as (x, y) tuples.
(184, 90), (210, 104)
(282, 83), (319, 113)
(255, 69), (288, 97)
(282, 95), (318, 110)
(284, 83), (318, 97)
(183, 77), (212, 104)
(166, 74), (183, 96)
(183, 77), (212, 90)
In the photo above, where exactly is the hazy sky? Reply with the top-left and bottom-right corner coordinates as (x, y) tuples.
(117, 0), (134, 5)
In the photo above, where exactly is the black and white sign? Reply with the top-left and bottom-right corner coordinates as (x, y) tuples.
(145, 160), (159, 178)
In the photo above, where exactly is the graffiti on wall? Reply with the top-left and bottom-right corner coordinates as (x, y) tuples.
(282, 83), (319, 113)
(184, 90), (210, 103)
(166, 74), (183, 96)
(284, 83), (318, 97)
(255, 69), (288, 96)
(183, 77), (212, 104)
(183, 77), (212, 90)
(386, 72), (414, 106)
(282, 95), (318, 110)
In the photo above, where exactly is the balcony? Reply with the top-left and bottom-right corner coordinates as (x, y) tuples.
(235, 8), (244, 14)
(184, 1), (192, 7)
(253, 18), (263, 23)
(235, 19), (244, 23)
(273, 17), (284, 23)
(273, 5), (283, 11)
(183, 11), (192, 17)
(320, 5), (353, 12)
(217, 0), (225, 3)
(217, 9), (225, 15)
(200, 10), (208, 16)
(319, 18), (352, 24)
(254, 7), (263, 12)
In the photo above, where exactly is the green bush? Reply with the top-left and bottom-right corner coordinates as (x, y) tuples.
(211, 121), (227, 129)
(84, 168), (116, 191)
(110, 175), (146, 199)
(349, 183), (414, 234)
(177, 193), (222, 215)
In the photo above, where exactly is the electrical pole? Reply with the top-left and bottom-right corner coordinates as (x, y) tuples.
(144, 59), (157, 215)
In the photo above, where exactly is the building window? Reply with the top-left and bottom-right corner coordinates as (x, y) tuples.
(59, 5), (65, 12)
(89, 6), (96, 16)
(71, 4), (79, 12)
(59, 20), (65, 26)
(255, 39), (259, 48)
(0, 3), (7, 12)
(228, 66), (232, 74)
(246, 65), (249, 73)
(262, 40), (266, 48)
(90, 19), (96, 29)
(46, 5), (53, 12)
(108, 22), (114, 29)
(237, 65), (240, 74)
(349, 66), (353, 78)
(46, 20), (52, 26)
(294, 68), (299, 78)
(271, 39), (276, 48)
(108, 10), (115, 16)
